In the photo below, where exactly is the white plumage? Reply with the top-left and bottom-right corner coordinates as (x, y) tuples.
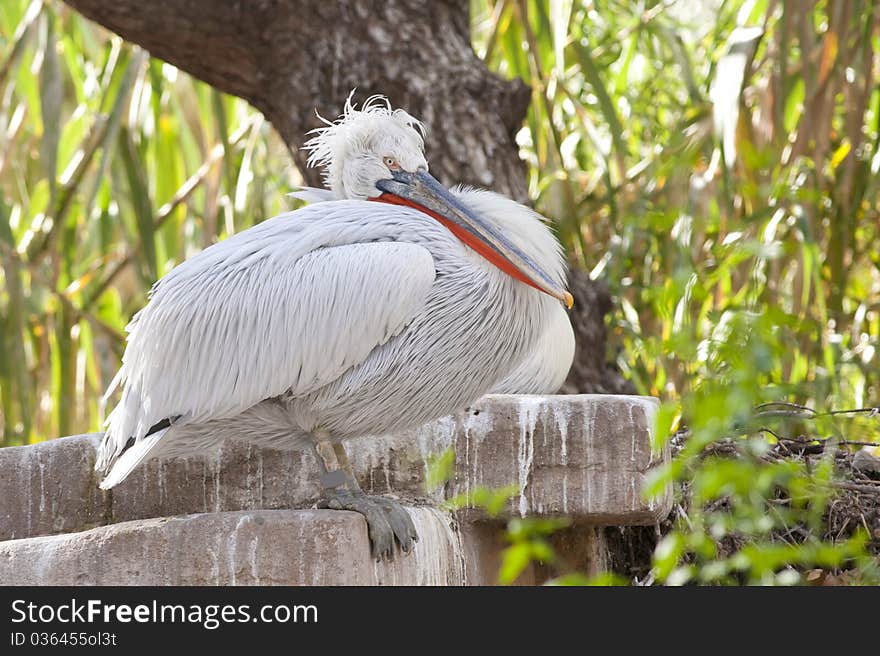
(491, 303), (574, 394)
(96, 94), (574, 543)
(289, 184), (575, 396)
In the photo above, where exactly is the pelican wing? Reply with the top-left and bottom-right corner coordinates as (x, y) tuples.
(101, 213), (436, 468)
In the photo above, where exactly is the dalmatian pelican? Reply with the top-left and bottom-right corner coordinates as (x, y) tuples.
(97, 94), (574, 559)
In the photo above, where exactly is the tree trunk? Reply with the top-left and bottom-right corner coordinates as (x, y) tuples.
(63, 0), (531, 200)
(63, 0), (630, 396)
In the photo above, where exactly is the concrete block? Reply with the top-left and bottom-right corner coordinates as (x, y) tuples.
(0, 435), (106, 541)
(359, 394), (669, 524)
(0, 395), (670, 542)
(0, 509), (474, 586)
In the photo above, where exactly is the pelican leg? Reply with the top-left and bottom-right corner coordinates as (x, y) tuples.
(313, 438), (418, 560)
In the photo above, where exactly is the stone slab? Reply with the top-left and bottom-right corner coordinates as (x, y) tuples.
(404, 394), (669, 524)
(0, 509), (475, 586)
(0, 395), (670, 541)
(0, 435), (105, 541)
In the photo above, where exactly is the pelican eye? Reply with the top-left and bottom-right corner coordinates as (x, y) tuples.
(383, 157), (400, 170)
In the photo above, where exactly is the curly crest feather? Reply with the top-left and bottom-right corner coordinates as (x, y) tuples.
(302, 91), (427, 198)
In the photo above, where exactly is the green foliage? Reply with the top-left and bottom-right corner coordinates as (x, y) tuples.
(499, 517), (570, 584)
(645, 313), (879, 584)
(471, 0), (880, 584)
(0, 1), (296, 443)
(474, 0), (879, 408)
(424, 446), (457, 493)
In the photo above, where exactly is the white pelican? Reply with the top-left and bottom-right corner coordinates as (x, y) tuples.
(97, 95), (573, 558)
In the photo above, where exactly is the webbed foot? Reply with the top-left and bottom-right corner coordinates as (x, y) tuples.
(318, 488), (418, 560)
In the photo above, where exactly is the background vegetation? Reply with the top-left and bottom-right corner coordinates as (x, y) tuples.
(1, 0), (878, 583)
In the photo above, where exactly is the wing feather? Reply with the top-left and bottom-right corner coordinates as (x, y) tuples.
(99, 209), (435, 471)
(287, 186), (337, 203)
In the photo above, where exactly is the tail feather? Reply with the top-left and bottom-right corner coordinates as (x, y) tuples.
(98, 428), (169, 490)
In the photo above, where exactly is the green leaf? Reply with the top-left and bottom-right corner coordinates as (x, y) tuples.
(424, 447), (456, 492)
(570, 39), (627, 160)
(118, 125), (157, 283)
(498, 543), (532, 585)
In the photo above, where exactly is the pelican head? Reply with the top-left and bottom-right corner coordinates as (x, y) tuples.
(304, 93), (573, 309)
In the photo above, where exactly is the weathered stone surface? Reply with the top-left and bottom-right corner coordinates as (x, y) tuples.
(107, 445), (323, 527)
(0, 395), (669, 542)
(395, 394), (669, 524)
(0, 435), (105, 541)
(0, 509), (475, 586)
